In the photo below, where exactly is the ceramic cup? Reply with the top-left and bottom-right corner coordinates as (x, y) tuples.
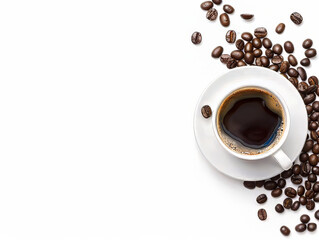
(212, 85), (292, 170)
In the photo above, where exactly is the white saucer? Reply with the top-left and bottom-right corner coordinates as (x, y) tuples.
(194, 67), (308, 181)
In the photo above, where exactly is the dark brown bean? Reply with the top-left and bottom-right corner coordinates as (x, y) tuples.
(275, 204), (285, 213)
(298, 82), (308, 93)
(244, 42), (253, 53)
(307, 105), (314, 115)
(283, 198), (293, 209)
(262, 38), (272, 49)
(201, 105), (212, 118)
(264, 181), (277, 190)
(315, 210), (319, 220)
(244, 52), (254, 64)
(266, 49), (274, 59)
(303, 39), (313, 49)
(290, 12), (303, 25)
(277, 178), (286, 188)
(280, 226), (290, 236)
(301, 214), (310, 223)
(191, 32), (202, 44)
(309, 76), (318, 85)
(237, 60), (247, 67)
(313, 167), (319, 175)
(306, 200), (315, 210)
(200, 1), (213, 10)
(252, 38), (262, 48)
(231, 50), (244, 60)
(253, 49), (262, 57)
(212, 0), (222, 5)
(226, 58), (237, 69)
(300, 196), (307, 205)
(314, 192), (319, 202)
(226, 30), (236, 43)
(311, 130), (318, 140)
(305, 48), (317, 58)
(291, 175), (303, 185)
(289, 77), (298, 87)
(256, 194), (267, 204)
(285, 187), (297, 198)
(276, 23), (285, 34)
(236, 39), (244, 50)
(269, 64), (279, 72)
(301, 58), (311, 67)
(304, 93), (316, 104)
(284, 41), (294, 53)
(220, 54), (231, 64)
(255, 180), (265, 188)
(309, 173), (318, 182)
(293, 164), (301, 175)
(241, 32), (253, 42)
(306, 190), (314, 199)
(223, 4), (234, 14)
(272, 188), (282, 198)
(240, 14), (254, 20)
(297, 67), (307, 81)
(219, 13), (230, 26)
(291, 201), (300, 211)
(288, 68), (299, 77)
(305, 180), (312, 190)
(273, 44), (283, 55)
(243, 181), (256, 189)
(207, 8), (218, 21)
(303, 139), (314, 152)
(309, 121), (318, 131)
(257, 209), (267, 221)
(313, 144), (319, 153)
(295, 223), (306, 232)
(288, 54), (298, 66)
(272, 55), (283, 65)
(298, 186), (305, 196)
(281, 169), (293, 179)
(280, 61), (290, 73)
(212, 46), (224, 58)
(308, 223), (317, 232)
(254, 27), (267, 38)
(260, 56), (269, 67)
(309, 154), (318, 166)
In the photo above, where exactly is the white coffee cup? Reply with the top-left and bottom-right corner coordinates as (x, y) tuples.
(212, 85), (292, 170)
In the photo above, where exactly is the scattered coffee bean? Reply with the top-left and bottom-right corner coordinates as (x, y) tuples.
(254, 27), (267, 38)
(201, 105), (212, 118)
(300, 196), (307, 205)
(314, 192), (319, 202)
(219, 13), (230, 26)
(212, 46), (224, 58)
(223, 4), (234, 14)
(313, 101), (319, 111)
(264, 181), (277, 190)
(226, 58), (237, 69)
(287, 68), (299, 77)
(291, 175), (303, 185)
(288, 54), (298, 66)
(243, 181), (256, 189)
(306, 200), (315, 210)
(303, 39), (313, 49)
(311, 130), (318, 140)
(226, 30), (236, 43)
(200, 1), (213, 10)
(276, 23), (286, 34)
(309, 173), (318, 182)
(298, 82), (308, 93)
(309, 76), (318, 85)
(315, 210), (319, 220)
(244, 52), (254, 64)
(278, 178), (286, 188)
(281, 169), (293, 179)
(304, 93), (316, 104)
(284, 41), (294, 53)
(236, 39), (244, 50)
(270, 64), (279, 72)
(207, 8), (218, 21)
(305, 48), (317, 58)
(272, 188), (282, 198)
(241, 32), (253, 42)
(256, 194), (267, 204)
(266, 49), (274, 59)
(298, 186), (305, 196)
(275, 204), (285, 213)
(290, 12), (303, 25)
(293, 164), (301, 175)
(297, 67), (307, 81)
(191, 32), (202, 44)
(301, 58), (311, 67)
(272, 55), (283, 64)
(300, 214), (310, 223)
(295, 223), (306, 232)
(280, 226), (290, 236)
(308, 223), (317, 232)
(260, 56), (270, 67)
(237, 60), (247, 67)
(272, 175), (281, 181)
(306, 190), (315, 199)
(283, 198), (293, 209)
(310, 112), (319, 121)
(212, 0), (222, 5)
(253, 49), (262, 58)
(301, 162), (312, 176)
(258, 208), (267, 221)
(255, 180), (265, 188)
(280, 61), (290, 73)
(291, 201), (300, 211)
(220, 54), (231, 64)
(285, 187), (297, 198)
(273, 44), (283, 55)
(231, 50), (244, 60)
(309, 154), (318, 166)
(240, 14), (254, 20)
(313, 182), (319, 192)
(262, 38), (272, 49)
(305, 180), (312, 190)
(252, 38), (262, 49)
(244, 43), (254, 53)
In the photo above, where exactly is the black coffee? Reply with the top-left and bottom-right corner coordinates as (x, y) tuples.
(222, 97), (281, 149)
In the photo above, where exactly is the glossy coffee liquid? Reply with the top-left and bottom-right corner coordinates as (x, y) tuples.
(222, 97), (281, 149)
(217, 87), (285, 155)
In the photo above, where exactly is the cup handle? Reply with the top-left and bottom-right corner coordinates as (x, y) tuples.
(273, 149), (293, 170)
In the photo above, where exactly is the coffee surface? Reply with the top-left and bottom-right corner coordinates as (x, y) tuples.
(222, 97), (281, 149)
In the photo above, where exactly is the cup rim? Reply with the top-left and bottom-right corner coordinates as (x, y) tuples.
(212, 85), (291, 161)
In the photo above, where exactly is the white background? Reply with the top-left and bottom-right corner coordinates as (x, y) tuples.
(0, 0), (319, 239)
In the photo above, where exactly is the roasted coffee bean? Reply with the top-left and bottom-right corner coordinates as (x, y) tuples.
(240, 14), (254, 20)
(200, 1), (213, 10)
(298, 82), (308, 93)
(293, 164), (301, 175)
(256, 194), (267, 204)
(243, 181), (256, 189)
(191, 32), (202, 44)
(309, 173), (318, 182)
(254, 27), (267, 38)
(201, 105), (212, 118)
(300, 214), (310, 223)
(295, 223), (306, 232)
(309, 154), (318, 166)
(236, 39), (244, 50)
(308, 223), (317, 232)
(262, 38), (272, 49)
(315, 210), (319, 220)
(303, 39), (313, 49)
(257, 209), (267, 221)
(219, 13), (230, 26)
(303, 139), (314, 152)
(288, 54), (298, 66)
(252, 38), (262, 48)
(313, 182), (319, 192)
(231, 50), (244, 60)
(283, 198), (293, 209)
(300, 196), (307, 205)
(226, 58), (237, 69)
(241, 32), (253, 42)
(265, 49), (274, 59)
(301, 58), (311, 67)
(212, 0), (222, 5)
(226, 30), (236, 43)
(212, 46), (224, 58)
(309, 121), (318, 130)
(220, 54), (231, 64)
(306, 200), (315, 210)
(298, 186), (305, 196)
(297, 67), (307, 81)
(313, 101), (319, 111)
(291, 201), (300, 211)
(275, 204), (285, 213)
(264, 181), (277, 190)
(223, 4), (234, 14)
(273, 44), (283, 55)
(260, 56), (269, 67)
(207, 8), (218, 21)
(253, 49), (262, 57)
(306, 190), (314, 199)
(287, 68), (299, 77)
(237, 60), (247, 67)
(280, 61), (290, 73)
(284, 41), (294, 53)
(278, 178), (286, 188)
(311, 130), (318, 140)
(255, 180), (265, 188)
(256, 58), (262, 66)
(269, 64), (279, 72)
(244, 42), (253, 53)
(290, 12), (303, 25)
(244, 52), (254, 64)
(310, 111), (319, 120)
(272, 188), (282, 198)
(309, 76), (319, 86)
(281, 169), (293, 179)
(307, 85), (318, 94)
(285, 187), (297, 197)
(289, 77), (298, 87)
(304, 93), (316, 104)
(275, 23), (285, 34)
(272, 55), (283, 64)
(305, 48), (317, 58)
(305, 180), (312, 190)
(301, 162), (312, 176)
(314, 192), (319, 202)
(313, 167), (319, 175)
(280, 226), (290, 236)
(291, 175), (303, 185)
